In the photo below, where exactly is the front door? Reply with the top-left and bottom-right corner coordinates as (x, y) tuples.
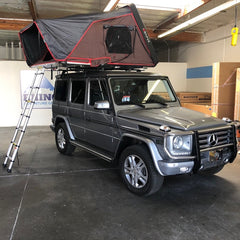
(84, 78), (117, 154)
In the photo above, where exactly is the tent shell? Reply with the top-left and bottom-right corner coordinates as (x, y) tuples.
(19, 4), (158, 68)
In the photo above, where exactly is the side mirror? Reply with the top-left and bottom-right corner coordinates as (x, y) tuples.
(94, 100), (110, 110)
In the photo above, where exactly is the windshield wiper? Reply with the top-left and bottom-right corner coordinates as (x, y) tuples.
(120, 101), (145, 108)
(130, 102), (145, 108)
(145, 99), (167, 107)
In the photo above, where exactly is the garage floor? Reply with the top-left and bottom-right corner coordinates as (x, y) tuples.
(0, 127), (240, 240)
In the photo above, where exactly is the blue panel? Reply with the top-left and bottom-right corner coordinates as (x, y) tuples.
(187, 66), (212, 79)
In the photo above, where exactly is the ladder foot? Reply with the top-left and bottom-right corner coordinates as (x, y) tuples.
(2, 163), (7, 168)
(7, 168), (12, 173)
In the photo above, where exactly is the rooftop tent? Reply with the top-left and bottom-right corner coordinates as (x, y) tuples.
(19, 4), (158, 68)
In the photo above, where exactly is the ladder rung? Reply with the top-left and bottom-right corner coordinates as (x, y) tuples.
(25, 100), (35, 104)
(20, 114), (30, 118)
(17, 128), (25, 133)
(11, 141), (20, 148)
(7, 156), (13, 161)
(30, 86), (40, 89)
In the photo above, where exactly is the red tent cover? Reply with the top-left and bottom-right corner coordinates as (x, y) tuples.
(19, 4), (158, 68)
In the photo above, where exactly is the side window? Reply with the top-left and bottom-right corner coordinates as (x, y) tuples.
(89, 80), (109, 106)
(71, 80), (86, 104)
(54, 80), (68, 102)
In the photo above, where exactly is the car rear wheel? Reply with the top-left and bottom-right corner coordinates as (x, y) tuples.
(119, 145), (164, 196)
(55, 122), (75, 155)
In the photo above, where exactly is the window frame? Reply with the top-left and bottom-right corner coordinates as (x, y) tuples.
(54, 80), (68, 102)
(70, 79), (86, 105)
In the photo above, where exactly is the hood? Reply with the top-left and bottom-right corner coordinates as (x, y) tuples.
(117, 107), (227, 131)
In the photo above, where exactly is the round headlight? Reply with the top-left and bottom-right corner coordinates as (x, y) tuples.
(173, 136), (183, 149)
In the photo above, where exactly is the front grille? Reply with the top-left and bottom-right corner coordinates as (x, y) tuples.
(198, 126), (234, 152)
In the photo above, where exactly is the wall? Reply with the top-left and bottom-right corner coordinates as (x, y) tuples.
(0, 61), (187, 127)
(0, 43), (24, 60)
(173, 20), (240, 92)
(149, 62), (187, 91)
(0, 61), (54, 127)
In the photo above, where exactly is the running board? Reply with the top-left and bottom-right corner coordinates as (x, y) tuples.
(70, 140), (113, 162)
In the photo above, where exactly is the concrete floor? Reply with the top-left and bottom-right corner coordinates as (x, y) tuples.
(0, 127), (240, 240)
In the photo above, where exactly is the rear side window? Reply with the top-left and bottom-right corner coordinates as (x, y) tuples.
(71, 80), (86, 104)
(54, 80), (68, 102)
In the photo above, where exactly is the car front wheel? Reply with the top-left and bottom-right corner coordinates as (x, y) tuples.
(119, 145), (164, 196)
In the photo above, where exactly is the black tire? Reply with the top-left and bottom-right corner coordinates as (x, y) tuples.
(119, 145), (164, 196)
(199, 165), (224, 175)
(55, 122), (75, 155)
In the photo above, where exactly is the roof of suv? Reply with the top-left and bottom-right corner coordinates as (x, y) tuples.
(56, 70), (168, 80)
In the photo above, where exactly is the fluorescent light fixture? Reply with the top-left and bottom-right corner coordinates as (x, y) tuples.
(104, 0), (119, 12)
(129, 5), (179, 12)
(158, 0), (240, 39)
(104, 0), (202, 12)
(0, 18), (32, 21)
(119, 0), (199, 10)
(118, 0), (180, 11)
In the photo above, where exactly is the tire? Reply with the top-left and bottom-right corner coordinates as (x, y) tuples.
(119, 145), (164, 196)
(55, 122), (75, 155)
(200, 165), (224, 175)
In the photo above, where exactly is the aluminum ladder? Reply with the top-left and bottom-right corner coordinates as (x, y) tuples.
(3, 68), (45, 173)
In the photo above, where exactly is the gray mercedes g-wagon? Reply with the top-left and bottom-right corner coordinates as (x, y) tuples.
(51, 69), (237, 196)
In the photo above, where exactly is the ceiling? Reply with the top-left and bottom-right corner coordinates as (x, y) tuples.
(0, 0), (240, 46)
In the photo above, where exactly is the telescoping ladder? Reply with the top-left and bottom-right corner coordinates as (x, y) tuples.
(3, 68), (45, 173)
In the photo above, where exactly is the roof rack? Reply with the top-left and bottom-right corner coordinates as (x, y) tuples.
(42, 62), (145, 73)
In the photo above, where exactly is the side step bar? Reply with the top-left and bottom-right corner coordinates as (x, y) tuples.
(70, 140), (113, 162)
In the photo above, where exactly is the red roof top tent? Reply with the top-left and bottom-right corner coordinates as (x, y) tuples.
(19, 4), (158, 68)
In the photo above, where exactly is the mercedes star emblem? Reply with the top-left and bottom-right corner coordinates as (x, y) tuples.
(208, 133), (218, 146)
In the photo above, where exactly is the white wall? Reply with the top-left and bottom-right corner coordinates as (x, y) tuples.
(174, 20), (240, 92)
(149, 62), (187, 91)
(0, 61), (187, 127)
(0, 61), (53, 127)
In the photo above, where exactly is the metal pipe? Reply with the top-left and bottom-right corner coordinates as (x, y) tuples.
(11, 42), (14, 59)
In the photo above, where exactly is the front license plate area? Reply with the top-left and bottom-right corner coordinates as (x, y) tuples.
(209, 150), (222, 162)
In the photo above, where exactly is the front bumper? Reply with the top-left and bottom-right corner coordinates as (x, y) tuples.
(158, 160), (194, 176)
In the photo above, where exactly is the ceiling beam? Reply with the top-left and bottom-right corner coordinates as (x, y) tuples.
(0, 19), (32, 31)
(154, 0), (212, 32)
(104, 0), (120, 12)
(28, 0), (38, 20)
(146, 29), (159, 39)
(168, 31), (204, 42)
(147, 29), (203, 42)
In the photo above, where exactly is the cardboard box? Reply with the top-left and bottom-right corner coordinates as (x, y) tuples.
(176, 92), (211, 103)
(234, 68), (240, 121)
(182, 102), (212, 116)
(212, 62), (240, 119)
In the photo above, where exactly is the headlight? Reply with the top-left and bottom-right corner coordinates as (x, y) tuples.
(166, 135), (192, 156)
(173, 136), (183, 149)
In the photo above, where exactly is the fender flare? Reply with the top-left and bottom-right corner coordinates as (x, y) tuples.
(54, 115), (75, 140)
(119, 133), (164, 176)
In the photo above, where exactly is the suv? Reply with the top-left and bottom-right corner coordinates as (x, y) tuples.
(51, 69), (238, 196)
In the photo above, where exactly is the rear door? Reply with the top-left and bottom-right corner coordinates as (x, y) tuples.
(52, 79), (68, 120)
(67, 78), (86, 141)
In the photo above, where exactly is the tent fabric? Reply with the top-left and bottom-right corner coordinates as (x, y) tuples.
(19, 4), (158, 68)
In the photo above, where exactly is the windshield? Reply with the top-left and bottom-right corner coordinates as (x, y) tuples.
(110, 77), (176, 106)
